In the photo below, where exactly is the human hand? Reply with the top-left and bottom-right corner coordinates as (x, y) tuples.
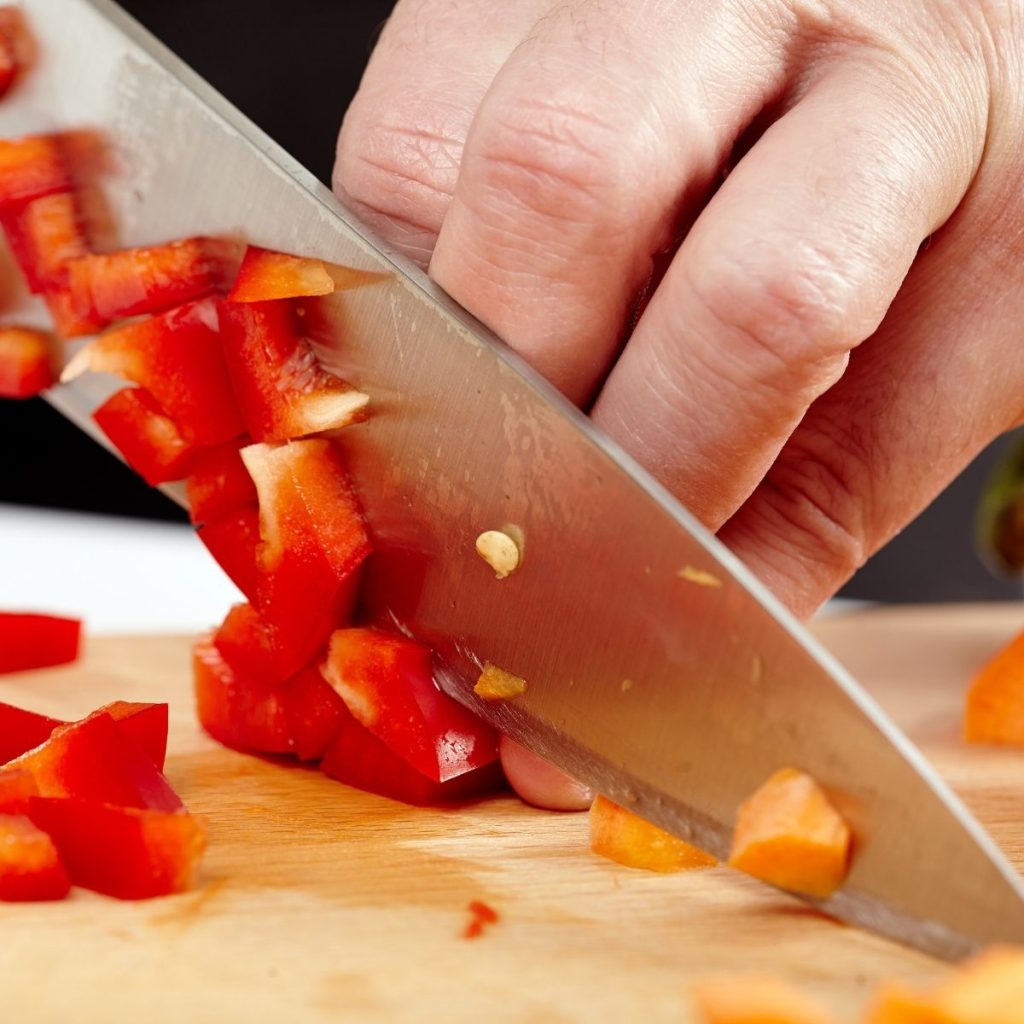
(334, 0), (1024, 806)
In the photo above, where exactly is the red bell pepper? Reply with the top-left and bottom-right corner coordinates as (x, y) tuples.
(0, 771), (38, 814)
(0, 7), (25, 100)
(320, 705), (504, 806)
(321, 628), (500, 784)
(212, 602), (279, 682)
(66, 236), (233, 321)
(196, 503), (261, 602)
(227, 245), (335, 302)
(0, 813), (71, 901)
(43, 283), (108, 339)
(185, 439), (257, 526)
(1, 191), (89, 293)
(281, 666), (349, 761)
(96, 701), (169, 770)
(93, 387), (198, 486)
(192, 635), (291, 755)
(4, 712), (182, 811)
(0, 700), (167, 769)
(241, 440), (369, 675)
(0, 610), (80, 672)
(0, 327), (56, 398)
(0, 702), (62, 762)
(219, 299), (369, 442)
(27, 797), (204, 900)
(0, 135), (71, 209)
(62, 298), (245, 445)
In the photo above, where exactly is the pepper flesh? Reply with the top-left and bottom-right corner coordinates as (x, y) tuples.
(0, 610), (79, 672)
(589, 794), (717, 873)
(67, 236), (233, 321)
(227, 245), (335, 302)
(93, 387), (198, 486)
(691, 975), (838, 1024)
(3, 712), (182, 812)
(240, 440), (369, 676)
(27, 797), (205, 900)
(320, 703), (504, 806)
(192, 634), (292, 756)
(63, 298), (245, 445)
(728, 767), (851, 899)
(0, 813), (71, 902)
(321, 627), (500, 784)
(964, 628), (1024, 745)
(0, 327), (56, 398)
(219, 299), (369, 442)
(0, 135), (71, 209)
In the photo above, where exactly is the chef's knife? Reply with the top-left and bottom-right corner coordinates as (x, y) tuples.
(5, 0), (1023, 960)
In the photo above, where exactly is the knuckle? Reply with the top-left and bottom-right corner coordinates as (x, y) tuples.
(754, 424), (872, 588)
(686, 240), (866, 375)
(463, 95), (627, 230)
(334, 100), (463, 239)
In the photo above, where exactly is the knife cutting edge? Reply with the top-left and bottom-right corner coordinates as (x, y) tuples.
(4, 0), (1023, 960)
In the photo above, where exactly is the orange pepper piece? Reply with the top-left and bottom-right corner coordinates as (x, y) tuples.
(589, 794), (716, 873)
(728, 767), (851, 899)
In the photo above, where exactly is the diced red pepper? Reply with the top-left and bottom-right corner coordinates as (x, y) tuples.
(241, 440), (369, 675)
(63, 298), (245, 445)
(0, 813), (71, 901)
(97, 702), (169, 771)
(4, 712), (182, 811)
(0, 327), (57, 398)
(93, 387), (198, 486)
(27, 797), (204, 900)
(0, 135), (71, 209)
(185, 439), (257, 526)
(321, 628), (500, 784)
(192, 635), (291, 755)
(281, 666), (349, 761)
(0, 610), (80, 672)
(219, 299), (369, 442)
(1, 191), (89, 293)
(212, 602), (279, 683)
(43, 283), (108, 339)
(66, 236), (233, 321)
(0, 700), (166, 769)
(0, 702), (62, 762)
(320, 705), (504, 806)
(196, 503), (262, 601)
(0, 7), (25, 101)
(0, 771), (39, 814)
(227, 245), (336, 302)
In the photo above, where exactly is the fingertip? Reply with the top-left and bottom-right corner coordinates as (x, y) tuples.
(499, 735), (593, 811)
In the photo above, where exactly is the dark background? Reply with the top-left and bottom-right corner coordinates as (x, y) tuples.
(1, 0), (1018, 603)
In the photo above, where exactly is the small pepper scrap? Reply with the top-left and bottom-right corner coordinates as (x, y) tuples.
(463, 899), (499, 939)
(727, 767), (851, 899)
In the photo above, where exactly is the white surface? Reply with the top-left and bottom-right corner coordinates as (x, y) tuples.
(0, 504), (242, 634)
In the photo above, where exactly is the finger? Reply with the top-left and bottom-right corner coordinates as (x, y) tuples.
(429, 0), (792, 404)
(591, 55), (987, 526)
(334, 0), (549, 266)
(718, 136), (1024, 617)
(499, 736), (593, 811)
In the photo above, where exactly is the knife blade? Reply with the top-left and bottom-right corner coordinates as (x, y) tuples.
(5, 0), (1023, 959)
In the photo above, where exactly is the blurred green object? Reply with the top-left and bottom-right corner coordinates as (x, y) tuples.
(976, 434), (1024, 576)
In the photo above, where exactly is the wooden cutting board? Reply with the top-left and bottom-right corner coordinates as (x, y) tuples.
(1, 604), (1021, 1023)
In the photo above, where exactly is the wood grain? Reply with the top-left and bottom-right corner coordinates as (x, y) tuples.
(0, 605), (1021, 1022)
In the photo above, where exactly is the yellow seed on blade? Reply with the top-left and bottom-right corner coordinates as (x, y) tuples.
(474, 664), (528, 701)
(475, 530), (521, 579)
(678, 565), (722, 588)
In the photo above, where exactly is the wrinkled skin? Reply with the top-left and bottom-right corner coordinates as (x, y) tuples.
(334, 0), (1024, 807)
